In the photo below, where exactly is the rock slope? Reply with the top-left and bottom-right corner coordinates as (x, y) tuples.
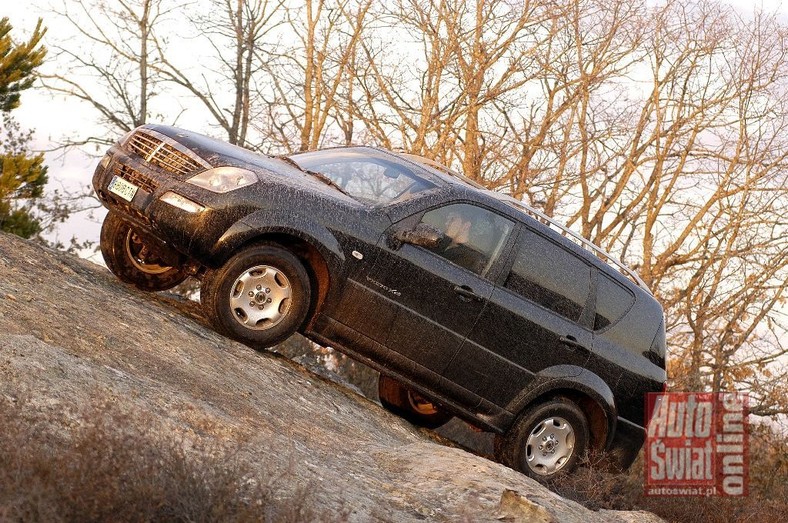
(0, 232), (662, 522)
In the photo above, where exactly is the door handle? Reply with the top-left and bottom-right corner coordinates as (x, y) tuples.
(559, 335), (589, 352)
(453, 285), (483, 302)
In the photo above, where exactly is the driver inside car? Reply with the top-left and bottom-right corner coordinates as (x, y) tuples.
(436, 212), (488, 274)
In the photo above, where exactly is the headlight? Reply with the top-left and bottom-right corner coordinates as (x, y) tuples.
(187, 166), (258, 193)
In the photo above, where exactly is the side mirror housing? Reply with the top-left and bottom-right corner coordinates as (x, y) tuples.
(390, 223), (443, 250)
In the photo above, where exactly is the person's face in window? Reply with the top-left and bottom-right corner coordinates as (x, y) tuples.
(445, 212), (471, 244)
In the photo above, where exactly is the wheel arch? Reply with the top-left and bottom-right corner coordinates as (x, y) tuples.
(507, 372), (618, 453)
(224, 232), (332, 327)
(210, 212), (345, 325)
(537, 388), (610, 454)
(100, 211), (189, 291)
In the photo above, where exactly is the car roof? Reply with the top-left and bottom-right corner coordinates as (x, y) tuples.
(292, 145), (650, 294)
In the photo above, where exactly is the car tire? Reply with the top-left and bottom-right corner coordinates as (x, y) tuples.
(201, 244), (311, 348)
(100, 212), (188, 291)
(494, 397), (589, 481)
(378, 375), (453, 429)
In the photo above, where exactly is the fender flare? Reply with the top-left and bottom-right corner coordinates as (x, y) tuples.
(210, 209), (345, 274)
(507, 367), (618, 449)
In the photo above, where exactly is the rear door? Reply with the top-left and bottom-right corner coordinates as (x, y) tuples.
(442, 227), (594, 408)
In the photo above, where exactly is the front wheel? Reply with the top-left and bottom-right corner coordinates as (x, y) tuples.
(378, 375), (453, 429)
(201, 244), (311, 349)
(494, 397), (589, 481)
(100, 212), (188, 291)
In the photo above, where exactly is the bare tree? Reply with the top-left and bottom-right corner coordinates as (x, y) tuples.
(43, 0), (175, 145)
(350, 0), (564, 178)
(254, 0), (373, 151)
(493, 0), (788, 412)
(152, 0), (286, 146)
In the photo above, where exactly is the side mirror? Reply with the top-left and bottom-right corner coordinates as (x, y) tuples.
(390, 223), (443, 250)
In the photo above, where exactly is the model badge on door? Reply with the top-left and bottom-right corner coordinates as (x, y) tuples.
(366, 275), (401, 296)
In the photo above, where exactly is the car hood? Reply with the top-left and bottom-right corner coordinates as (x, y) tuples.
(141, 124), (361, 205)
(141, 124), (290, 171)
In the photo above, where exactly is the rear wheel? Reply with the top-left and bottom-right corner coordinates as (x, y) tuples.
(494, 397), (589, 481)
(201, 244), (311, 348)
(378, 375), (453, 429)
(100, 212), (188, 291)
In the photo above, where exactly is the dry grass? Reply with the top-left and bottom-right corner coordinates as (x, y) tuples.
(550, 445), (788, 523)
(0, 395), (334, 522)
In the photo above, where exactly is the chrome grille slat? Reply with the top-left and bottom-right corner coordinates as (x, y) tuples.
(116, 164), (158, 194)
(127, 130), (206, 177)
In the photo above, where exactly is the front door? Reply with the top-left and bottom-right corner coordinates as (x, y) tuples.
(367, 203), (515, 377)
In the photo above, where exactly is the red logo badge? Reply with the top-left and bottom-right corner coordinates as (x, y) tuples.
(645, 392), (748, 496)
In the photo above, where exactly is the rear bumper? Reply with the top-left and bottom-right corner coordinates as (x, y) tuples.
(605, 417), (645, 471)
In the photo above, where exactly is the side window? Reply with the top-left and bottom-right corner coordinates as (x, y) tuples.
(420, 203), (514, 276)
(504, 230), (591, 322)
(594, 273), (635, 330)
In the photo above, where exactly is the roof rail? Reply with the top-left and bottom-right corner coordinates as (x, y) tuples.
(495, 194), (651, 293)
(390, 149), (651, 293)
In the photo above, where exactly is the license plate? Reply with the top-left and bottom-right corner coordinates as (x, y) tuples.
(108, 175), (139, 202)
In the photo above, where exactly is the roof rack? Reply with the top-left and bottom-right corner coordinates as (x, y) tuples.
(494, 194), (651, 293)
(387, 148), (650, 293)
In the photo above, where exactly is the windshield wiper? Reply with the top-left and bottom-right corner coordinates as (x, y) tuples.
(308, 170), (351, 195)
(275, 155), (351, 196)
(274, 155), (302, 170)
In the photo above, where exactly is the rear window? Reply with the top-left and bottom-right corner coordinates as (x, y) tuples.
(594, 273), (635, 330)
(504, 230), (591, 322)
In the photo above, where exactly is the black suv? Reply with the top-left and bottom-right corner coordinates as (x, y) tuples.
(93, 125), (666, 479)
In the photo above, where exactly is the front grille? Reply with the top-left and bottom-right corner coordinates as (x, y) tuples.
(116, 164), (158, 194)
(128, 130), (206, 177)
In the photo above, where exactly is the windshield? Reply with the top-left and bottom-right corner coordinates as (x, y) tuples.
(399, 153), (486, 189)
(288, 149), (434, 205)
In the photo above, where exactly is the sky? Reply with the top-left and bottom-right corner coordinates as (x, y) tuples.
(1, 0), (788, 248)
(1, 2), (103, 249)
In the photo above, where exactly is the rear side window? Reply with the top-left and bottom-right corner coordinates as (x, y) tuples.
(594, 273), (635, 330)
(504, 229), (591, 322)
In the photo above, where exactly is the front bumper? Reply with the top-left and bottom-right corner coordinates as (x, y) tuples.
(93, 146), (251, 266)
